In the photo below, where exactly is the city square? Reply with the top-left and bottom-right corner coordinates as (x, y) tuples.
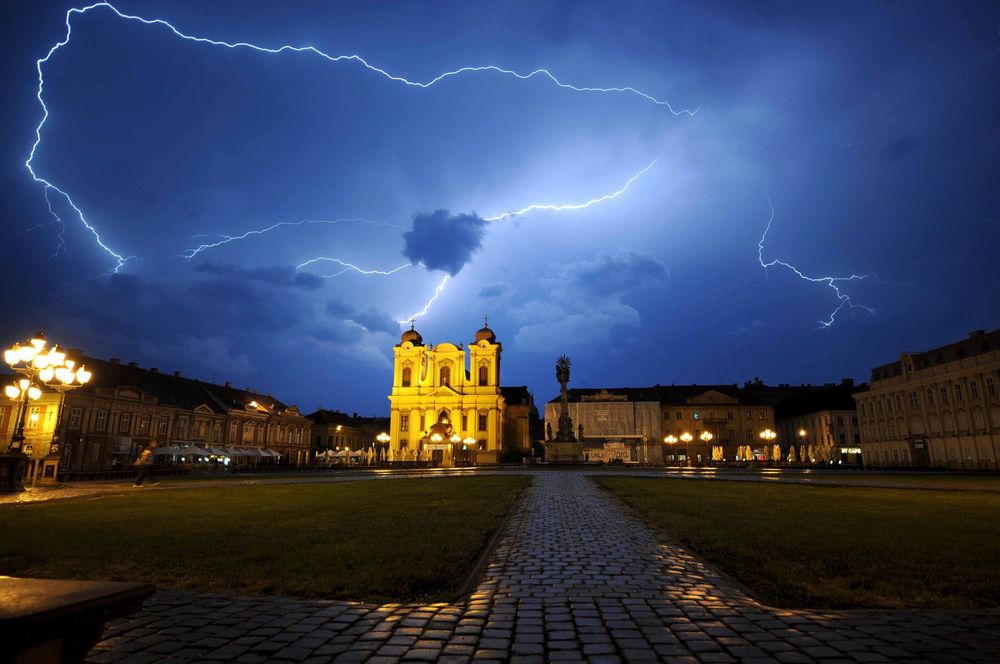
(2, 1), (1000, 662)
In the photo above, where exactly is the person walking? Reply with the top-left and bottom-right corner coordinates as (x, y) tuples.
(133, 441), (159, 487)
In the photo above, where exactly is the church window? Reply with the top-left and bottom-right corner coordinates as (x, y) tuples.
(401, 367), (411, 387)
(419, 414), (425, 431)
(478, 365), (488, 386)
(400, 414), (409, 432)
(462, 414), (468, 431)
(478, 414), (487, 431)
(440, 365), (451, 386)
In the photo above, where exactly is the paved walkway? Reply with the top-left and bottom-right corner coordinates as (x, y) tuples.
(86, 472), (1000, 663)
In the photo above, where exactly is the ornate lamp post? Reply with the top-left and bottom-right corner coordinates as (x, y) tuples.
(3, 332), (91, 491)
(679, 431), (693, 466)
(663, 435), (678, 465)
(760, 428), (777, 464)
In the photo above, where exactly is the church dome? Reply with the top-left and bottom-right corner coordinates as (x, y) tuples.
(401, 325), (423, 345)
(475, 326), (496, 343)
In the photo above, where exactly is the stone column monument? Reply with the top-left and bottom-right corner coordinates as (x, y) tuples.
(546, 355), (584, 463)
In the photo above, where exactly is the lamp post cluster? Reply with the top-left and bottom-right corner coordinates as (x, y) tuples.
(2, 332), (91, 492)
(4, 332), (91, 454)
(662, 428), (782, 466)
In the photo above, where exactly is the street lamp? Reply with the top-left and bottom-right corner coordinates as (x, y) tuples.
(679, 432), (693, 444)
(663, 435), (678, 445)
(463, 436), (475, 449)
(3, 332), (92, 491)
(700, 431), (714, 443)
(376, 432), (390, 445)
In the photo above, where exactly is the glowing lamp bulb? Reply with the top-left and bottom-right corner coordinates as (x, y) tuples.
(39, 367), (55, 382)
(4, 347), (20, 366)
(27, 386), (42, 400)
(30, 333), (46, 350)
(76, 366), (92, 384)
(4, 384), (19, 399)
(32, 353), (50, 369)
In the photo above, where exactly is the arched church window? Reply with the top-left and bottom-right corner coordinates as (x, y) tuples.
(440, 365), (451, 386)
(478, 365), (488, 386)
(401, 366), (411, 387)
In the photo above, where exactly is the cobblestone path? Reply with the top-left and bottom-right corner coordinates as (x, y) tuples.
(88, 472), (1000, 663)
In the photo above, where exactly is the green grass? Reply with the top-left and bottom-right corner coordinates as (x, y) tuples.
(597, 476), (1000, 610)
(790, 472), (1000, 489)
(0, 477), (527, 602)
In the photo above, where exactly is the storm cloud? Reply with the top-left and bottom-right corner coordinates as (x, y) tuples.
(401, 210), (488, 276)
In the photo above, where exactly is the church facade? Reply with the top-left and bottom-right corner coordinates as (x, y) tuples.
(388, 323), (532, 465)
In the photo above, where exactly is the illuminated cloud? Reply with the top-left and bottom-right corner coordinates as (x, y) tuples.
(511, 251), (669, 349)
(401, 210), (488, 276)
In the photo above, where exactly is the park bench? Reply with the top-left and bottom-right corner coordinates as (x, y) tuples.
(0, 576), (153, 664)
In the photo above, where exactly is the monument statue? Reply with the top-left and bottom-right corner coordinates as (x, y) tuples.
(555, 355), (576, 442)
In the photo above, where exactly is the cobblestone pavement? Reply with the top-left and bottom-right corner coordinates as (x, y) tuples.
(86, 471), (1000, 663)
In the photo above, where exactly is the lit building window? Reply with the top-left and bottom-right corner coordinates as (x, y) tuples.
(138, 414), (150, 435)
(27, 406), (41, 430)
(119, 412), (132, 434)
(400, 414), (409, 432)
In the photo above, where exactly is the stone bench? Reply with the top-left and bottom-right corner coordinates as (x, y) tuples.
(0, 576), (153, 664)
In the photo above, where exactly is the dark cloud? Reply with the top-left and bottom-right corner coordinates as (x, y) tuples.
(326, 299), (354, 317)
(401, 210), (488, 276)
(565, 251), (670, 296)
(196, 263), (322, 290)
(351, 307), (399, 335)
(478, 282), (511, 299)
(882, 136), (918, 161)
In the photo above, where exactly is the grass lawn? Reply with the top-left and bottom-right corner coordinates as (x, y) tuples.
(791, 472), (1000, 490)
(0, 476), (527, 602)
(597, 477), (1000, 610)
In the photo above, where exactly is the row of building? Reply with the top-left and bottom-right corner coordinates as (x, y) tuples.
(0, 355), (387, 472)
(541, 328), (1000, 469)
(4, 326), (998, 471)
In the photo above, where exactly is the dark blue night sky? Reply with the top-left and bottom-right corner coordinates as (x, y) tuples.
(1, 1), (998, 414)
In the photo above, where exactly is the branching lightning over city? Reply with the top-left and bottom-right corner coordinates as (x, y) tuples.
(758, 195), (876, 329)
(6, 0), (998, 421)
(25, 1), (695, 330)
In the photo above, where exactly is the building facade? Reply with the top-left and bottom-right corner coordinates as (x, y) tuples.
(387, 324), (531, 464)
(773, 380), (864, 464)
(43, 357), (311, 470)
(307, 410), (390, 453)
(855, 329), (1000, 469)
(545, 385), (776, 465)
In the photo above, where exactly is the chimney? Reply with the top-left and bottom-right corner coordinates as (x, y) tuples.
(109, 358), (120, 364)
(173, 371), (181, 377)
(150, 367), (158, 374)
(128, 361), (137, 368)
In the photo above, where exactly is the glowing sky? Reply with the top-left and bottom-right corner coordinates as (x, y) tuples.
(1, 1), (998, 413)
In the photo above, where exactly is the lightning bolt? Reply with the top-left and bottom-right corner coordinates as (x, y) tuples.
(484, 156), (661, 222)
(28, 2), (693, 271)
(295, 257), (412, 277)
(398, 276), (451, 325)
(180, 218), (404, 260)
(846, 31), (1000, 147)
(758, 195), (876, 329)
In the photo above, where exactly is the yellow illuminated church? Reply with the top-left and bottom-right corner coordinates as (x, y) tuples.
(388, 322), (534, 465)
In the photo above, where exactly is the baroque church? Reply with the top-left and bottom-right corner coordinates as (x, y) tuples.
(387, 322), (535, 465)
